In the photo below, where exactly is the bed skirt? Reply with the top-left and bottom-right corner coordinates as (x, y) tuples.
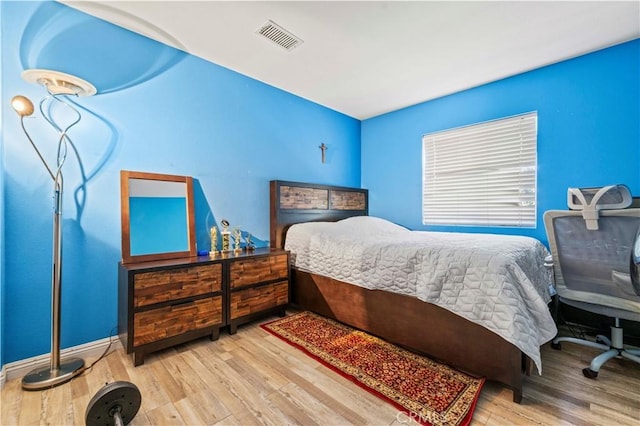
(291, 268), (528, 403)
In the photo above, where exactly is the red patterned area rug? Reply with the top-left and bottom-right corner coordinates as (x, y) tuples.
(261, 311), (484, 426)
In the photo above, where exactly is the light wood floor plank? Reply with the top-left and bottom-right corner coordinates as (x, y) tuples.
(148, 357), (187, 404)
(42, 381), (74, 426)
(17, 386), (42, 425)
(243, 327), (398, 423)
(70, 377), (91, 424)
(176, 350), (248, 416)
(128, 405), (154, 426)
(121, 358), (173, 412)
(275, 382), (353, 425)
(189, 343), (300, 425)
(104, 347), (132, 382)
(157, 349), (211, 397)
(145, 402), (185, 426)
(1, 378), (23, 426)
(172, 396), (209, 425)
(177, 388), (231, 424)
(2, 315), (639, 425)
(263, 389), (320, 426)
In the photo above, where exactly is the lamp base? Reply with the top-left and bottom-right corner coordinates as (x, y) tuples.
(22, 357), (85, 391)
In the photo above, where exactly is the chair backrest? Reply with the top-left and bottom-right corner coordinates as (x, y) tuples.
(544, 208), (640, 314)
(567, 184), (632, 230)
(632, 224), (640, 295)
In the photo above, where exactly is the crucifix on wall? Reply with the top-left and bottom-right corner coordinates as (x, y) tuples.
(319, 143), (328, 164)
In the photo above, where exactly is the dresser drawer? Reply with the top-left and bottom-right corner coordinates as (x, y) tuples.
(230, 281), (288, 320)
(133, 296), (222, 346)
(230, 254), (288, 289)
(134, 263), (222, 307)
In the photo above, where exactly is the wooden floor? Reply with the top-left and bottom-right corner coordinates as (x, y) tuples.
(2, 314), (639, 425)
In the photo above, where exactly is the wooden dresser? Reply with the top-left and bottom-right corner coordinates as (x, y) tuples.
(118, 248), (289, 365)
(229, 251), (289, 334)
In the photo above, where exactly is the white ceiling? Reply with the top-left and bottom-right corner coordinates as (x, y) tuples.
(61, 1), (640, 120)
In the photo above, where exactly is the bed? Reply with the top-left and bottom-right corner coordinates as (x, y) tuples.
(269, 180), (557, 403)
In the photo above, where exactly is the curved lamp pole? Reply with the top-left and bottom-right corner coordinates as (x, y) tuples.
(11, 69), (96, 390)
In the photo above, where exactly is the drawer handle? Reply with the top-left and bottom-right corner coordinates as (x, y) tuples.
(171, 299), (195, 309)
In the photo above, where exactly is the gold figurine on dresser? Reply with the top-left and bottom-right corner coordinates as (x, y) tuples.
(118, 171), (290, 365)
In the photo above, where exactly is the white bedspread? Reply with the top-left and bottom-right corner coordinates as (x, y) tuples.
(285, 216), (558, 373)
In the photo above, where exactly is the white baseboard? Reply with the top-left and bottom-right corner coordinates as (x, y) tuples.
(0, 336), (122, 388)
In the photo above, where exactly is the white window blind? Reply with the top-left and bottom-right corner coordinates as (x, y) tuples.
(422, 112), (537, 227)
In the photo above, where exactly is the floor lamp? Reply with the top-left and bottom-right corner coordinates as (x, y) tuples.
(11, 69), (97, 390)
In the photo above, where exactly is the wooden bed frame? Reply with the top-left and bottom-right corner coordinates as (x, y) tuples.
(269, 180), (528, 403)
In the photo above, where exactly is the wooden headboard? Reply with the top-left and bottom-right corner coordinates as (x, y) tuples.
(269, 180), (368, 249)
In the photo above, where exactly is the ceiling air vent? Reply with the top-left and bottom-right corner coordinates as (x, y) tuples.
(256, 20), (303, 51)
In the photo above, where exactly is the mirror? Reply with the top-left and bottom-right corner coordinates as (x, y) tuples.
(120, 170), (196, 263)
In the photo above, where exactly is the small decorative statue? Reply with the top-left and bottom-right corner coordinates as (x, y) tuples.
(209, 226), (218, 257)
(221, 219), (231, 252)
(233, 227), (242, 254)
(244, 233), (255, 252)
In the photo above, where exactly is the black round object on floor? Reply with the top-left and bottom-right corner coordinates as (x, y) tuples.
(582, 368), (598, 379)
(85, 381), (141, 426)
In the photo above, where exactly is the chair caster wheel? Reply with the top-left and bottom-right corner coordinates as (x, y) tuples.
(582, 368), (598, 379)
(85, 381), (142, 426)
(551, 342), (561, 350)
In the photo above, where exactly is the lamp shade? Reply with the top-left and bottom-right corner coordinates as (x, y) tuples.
(11, 95), (34, 117)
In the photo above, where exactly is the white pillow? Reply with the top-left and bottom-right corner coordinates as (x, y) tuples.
(335, 216), (408, 234)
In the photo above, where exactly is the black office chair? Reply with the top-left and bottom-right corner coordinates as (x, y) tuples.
(544, 185), (640, 378)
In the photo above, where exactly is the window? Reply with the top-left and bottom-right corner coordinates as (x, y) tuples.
(422, 112), (537, 227)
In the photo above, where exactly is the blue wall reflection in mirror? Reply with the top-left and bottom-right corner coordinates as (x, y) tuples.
(128, 179), (188, 256)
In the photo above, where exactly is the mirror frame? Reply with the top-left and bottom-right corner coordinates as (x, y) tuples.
(120, 170), (196, 264)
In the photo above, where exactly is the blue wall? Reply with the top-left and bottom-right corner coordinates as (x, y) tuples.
(1, 1), (360, 364)
(362, 39), (640, 245)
